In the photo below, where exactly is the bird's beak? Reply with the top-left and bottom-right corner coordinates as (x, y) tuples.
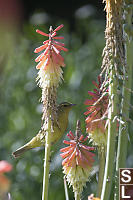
(71, 104), (76, 106)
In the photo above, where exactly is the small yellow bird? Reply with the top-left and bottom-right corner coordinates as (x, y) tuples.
(12, 102), (75, 158)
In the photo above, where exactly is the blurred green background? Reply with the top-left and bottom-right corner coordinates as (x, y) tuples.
(0, 1), (133, 200)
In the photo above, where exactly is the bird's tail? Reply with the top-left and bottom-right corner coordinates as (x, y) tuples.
(12, 145), (32, 158)
(12, 132), (44, 158)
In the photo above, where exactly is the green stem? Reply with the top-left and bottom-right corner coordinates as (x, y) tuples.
(116, 2), (133, 169)
(42, 119), (52, 200)
(64, 177), (69, 200)
(97, 149), (106, 198)
(101, 69), (118, 200)
(75, 192), (80, 200)
(115, 5), (133, 200)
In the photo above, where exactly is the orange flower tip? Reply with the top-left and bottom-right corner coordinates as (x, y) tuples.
(34, 44), (48, 53)
(69, 131), (75, 139)
(54, 44), (68, 52)
(35, 54), (44, 62)
(84, 99), (95, 106)
(67, 132), (74, 140)
(62, 157), (69, 165)
(98, 75), (101, 84)
(63, 47), (68, 52)
(56, 53), (64, 61)
(53, 36), (64, 40)
(60, 153), (66, 160)
(85, 116), (91, 123)
(60, 146), (73, 153)
(36, 57), (49, 69)
(63, 140), (76, 145)
(36, 63), (42, 69)
(93, 89), (98, 93)
(54, 24), (64, 32)
(83, 136), (88, 142)
(36, 29), (49, 37)
(84, 100), (88, 105)
(43, 40), (49, 44)
(80, 144), (95, 151)
(79, 135), (84, 141)
(84, 111), (89, 115)
(53, 40), (65, 46)
(51, 32), (57, 37)
(92, 81), (99, 88)
(88, 91), (95, 96)
(52, 46), (60, 54)
(60, 153), (67, 159)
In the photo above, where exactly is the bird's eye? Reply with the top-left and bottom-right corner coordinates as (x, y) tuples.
(63, 104), (68, 107)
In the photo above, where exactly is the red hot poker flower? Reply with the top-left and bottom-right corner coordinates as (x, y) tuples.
(61, 131), (95, 169)
(35, 24), (68, 92)
(84, 76), (108, 147)
(34, 24), (68, 70)
(60, 120), (95, 197)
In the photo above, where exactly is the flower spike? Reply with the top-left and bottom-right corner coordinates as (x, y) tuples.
(84, 76), (108, 148)
(35, 25), (68, 72)
(34, 25), (68, 92)
(60, 120), (95, 198)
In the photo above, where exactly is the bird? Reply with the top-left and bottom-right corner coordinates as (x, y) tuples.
(12, 102), (75, 158)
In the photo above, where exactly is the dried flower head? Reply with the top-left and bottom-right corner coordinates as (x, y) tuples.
(60, 120), (95, 197)
(101, 0), (125, 80)
(84, 76), (108, 147)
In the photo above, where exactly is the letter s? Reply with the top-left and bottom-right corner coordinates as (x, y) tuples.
(121, 170), (131, 183)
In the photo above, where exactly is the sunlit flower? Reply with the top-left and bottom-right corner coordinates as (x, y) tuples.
(0, 161), (12, 196)
(84, 76), (108, 147)
(88, 194), (101, 200)
(60, 121), (95, 197)
(35, 24), (68, 89)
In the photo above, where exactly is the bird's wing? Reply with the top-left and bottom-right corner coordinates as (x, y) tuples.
(54, 119), (61, 131)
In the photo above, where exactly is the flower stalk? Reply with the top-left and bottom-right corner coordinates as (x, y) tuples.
(64, 177), (69, 200)
(100, 0), (125, 200)
(116, 0), (133, 170)
(42, 117), (52, 200)
(97, 150), (106, 198)
(115, 2), (133, 199)
(75, 192), (80, 200)
(101, 69), (118, 200)
(34, 24), (68, 200)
